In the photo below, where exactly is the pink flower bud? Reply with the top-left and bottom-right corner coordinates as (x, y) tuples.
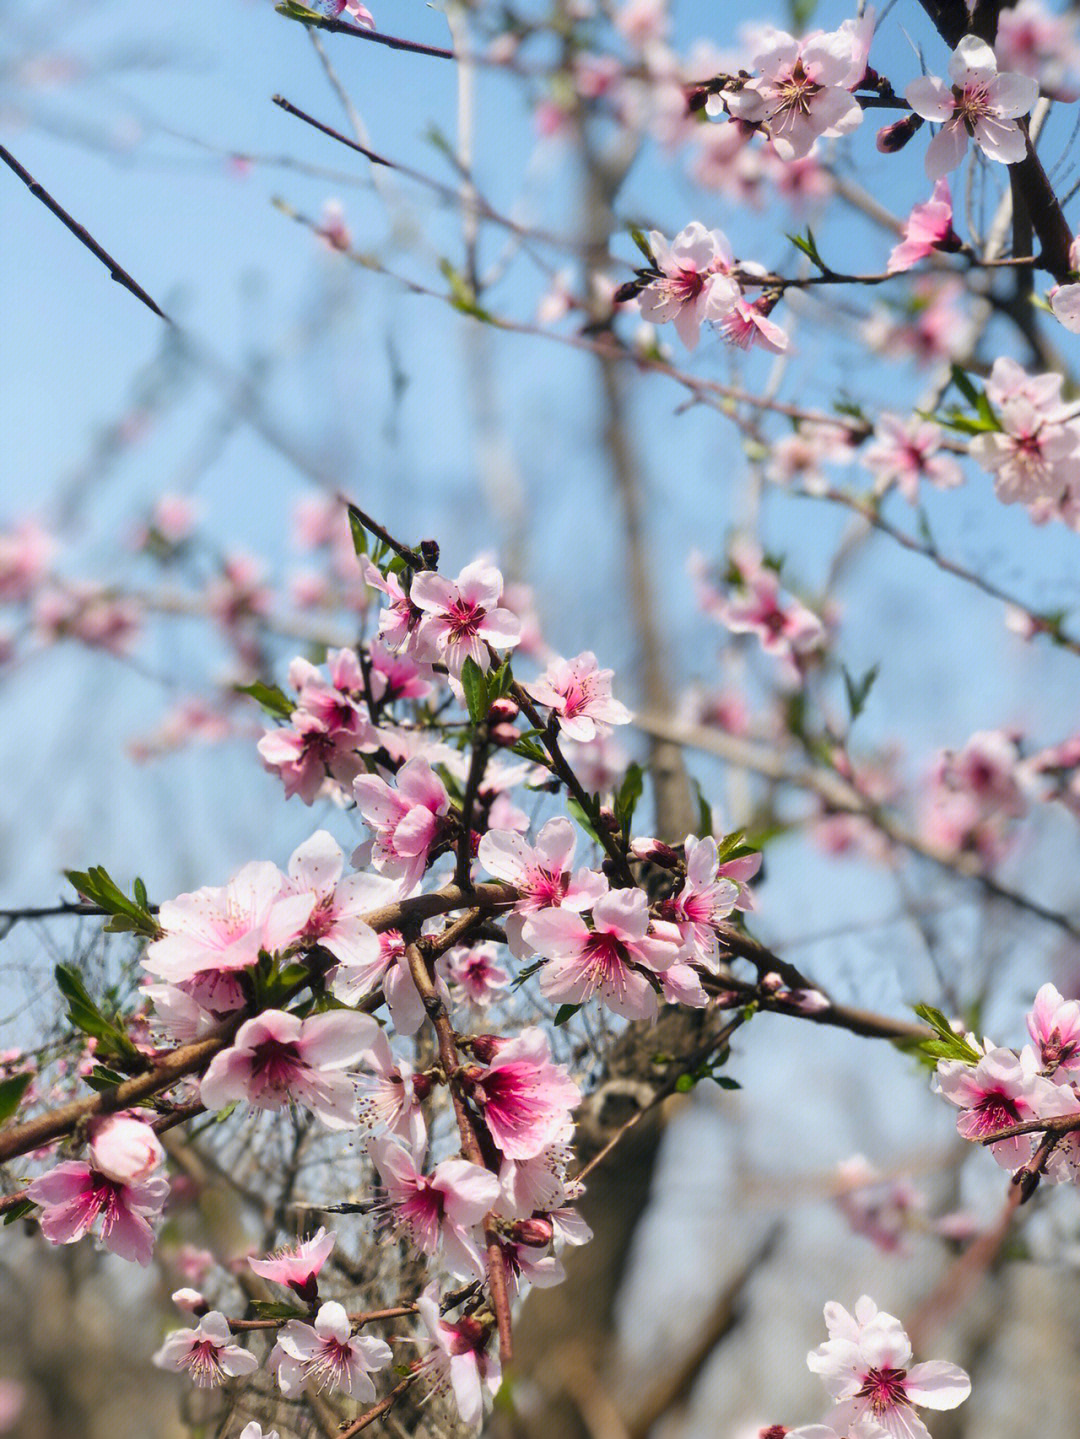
(171, 1288), (207, 1314)
(513, 1217), (554, 1246)
(487, 698), (520, 724)
(490, 722), (521, 747)
(760, 972), (783, 995)
(467, 1034), (506, 1064)
(87, 1113), (165, 1185)
(630, 836), (681, 867)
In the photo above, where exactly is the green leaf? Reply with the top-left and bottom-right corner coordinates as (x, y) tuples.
(348, 507), (369, 559)
(788, 0), (818, 29)
(460, 657), (490, 726)
(275, 1), (327, 25)
(674, 1072), (696, 1093)
(54, 964), (139, 1060)
(235, 680), (294, 721)
(511, 960), (545, 991)
(715, 830), (751, 863)
(566, 795), (601, 845)
(439, 259), (494, 323)
(948, 364), (981, 407)
(0, 1072), (32, 1126)
(214, 1101), (239, 1123)
(629, 226), (655, 264)
(512, 737), (549, 767)
(250, 1299), (308, 1319)
(65, 864), (159, 937)
(691, 780), (713, 840)
(84, 1065), (130, 1092)
(553, 1003), (581, 1027)
(787, 228), (826, 271)
(489, 661), (514, 700)
(3, 1199), (34, 1225)
(842, 663), (879, 724)
(912, 1003), (982, 1065)
(711, 1075), (742, 1090)
(615, 762), (644, 837)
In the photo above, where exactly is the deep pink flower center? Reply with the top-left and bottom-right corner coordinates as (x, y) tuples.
(558, 677), (591, 717)
(527, 868), (569, 906)
(668, 268), (706, 305)
(446, 598), (485, 639)
(304, 1337), (354, 1389)
(583, 929), (632, 974)
(857, 1365), (910, 1415)
(250, 1037), (305, 1093)
(480, 1064), (548, 1133)
(973, 1089), (1023, 1134)
(182, 1339), (224, 1383)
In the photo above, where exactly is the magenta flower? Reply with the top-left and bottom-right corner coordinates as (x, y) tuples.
(248, 1226), (336, 1297)
(807, 1295), (970, 1439)
(637, 223), (740, 350)
(200, 1009), (379, 1129)
(86, 1113), (165, 1186)
(477, 817), (608, 957)
(410, 560), (521, 676)
(143, 861), (315, 984)
(716, 296), (790, 353)
(440, 943), (511, 1006)
(524, 889), (680, 1022)
(906, 36), (1038, 180)
(862, 414), (964, 503)
(1027, 982), (1080, 1074)
(469, 1027), (580, 1161)
(370, 1137), (499, 1278)
(936, 1046), (1056, 1167)
(887, 180), (959, 274)
(270, 1300), (391, 1398)
(353, 757), (451, 889)
(721, 564), (825, 669)
(153, 1311), (259, 1387)
(722, 25), (867, 161)
(416, 1285), (502, 1428)
(527, 652), (631, 741)
(27, 1160), (169, 1266)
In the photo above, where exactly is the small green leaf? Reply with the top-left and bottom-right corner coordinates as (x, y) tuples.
(511, 960), (545, 991)
(0, 1072), (32, 1126)
(566, 796), (601, 845)
(842, 663), (879, 724)
(54, 964), (139, 1060)
(674, 1073), (696, 1093)
(948, 364), (981, 407)
(629, 226), (655, 264)
(236, 680), (294, 721)
(692, 780), (713, 840)
(512, 737), (549, 767)
(84, 1066), (130, 1092)
(250, 1299), (308, 1320)
(787, 228), (826, 271)
(553, 1003), (581, 1027)
(214, 1101), (239, 1123)
(912, 1004), (982, 1065)
(275, 1), (326, 25)
(711, 1075), (741, 1090)
(439, 259), (494, 323)
(3, 1199), (35, 1225)
(460, 657), (490, 726)
(615, 762), (644, 837)
(348, 507), (369, 559)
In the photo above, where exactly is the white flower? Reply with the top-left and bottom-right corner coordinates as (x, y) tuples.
(906, 36), (1038, 179)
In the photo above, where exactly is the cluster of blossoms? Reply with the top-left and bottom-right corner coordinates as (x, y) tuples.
(968, 356), (1080, 518)
(934, 982), (1080, 1186)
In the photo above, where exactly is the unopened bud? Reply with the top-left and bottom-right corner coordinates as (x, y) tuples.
(513, 1217), (554, 1246)
(487, 698), (519, 724)
(760, 971), (783, 995)
(875, 114), (923, 154)
(466, 1034), (505, 1064)
(419, 539), (440, 569)
(686, 86), (709, 113)
(490, 722), (520, 747)
(411, 1072), (434, 1102)
(171, 1288), (207, 1314)
(597, 807), (619, 834)
(614, 278), (645, 305)
(630, 836), (681, 867)
(458, 1062), (487, 1087)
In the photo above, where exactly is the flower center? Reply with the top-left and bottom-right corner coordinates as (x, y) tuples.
(446, 598), (485, 639)
(182, 1339), (224, 1386)
(250, 1037), (304, 1094)
(857, 1365), (910, 1415)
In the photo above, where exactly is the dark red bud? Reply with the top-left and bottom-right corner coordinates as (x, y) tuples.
(686, 86), (709, 113)
(419, 539), (440, 569)
(760, 1428), (789, 1439)
(411, 1072), (433, 1101)
(487, 698), (519, 723)
(630, 837), (681, 866)
(614, 279), (644, 304)
(467, 1034), (505, 1064)
(490, 722), (520, 748)
(598, 807), (619, 834)
(875, 114), (922, 154)
(513, 1217), (554, 1246)
(934, 226), (964, 255)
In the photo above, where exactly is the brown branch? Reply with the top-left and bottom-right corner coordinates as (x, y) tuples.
(337, 1373), (419, 1436)
(404, 941), (514, 1365)
(0, 144), (171, 322)
(277, 9), (456, 60)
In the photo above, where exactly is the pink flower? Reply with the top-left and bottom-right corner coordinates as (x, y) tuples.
(330, 913), (431, 1037)
(86, 1113), (165, 1186)
(720, 560), (826, 674)
(1027, 982), (1080, 1074)
(970, 393), (1080, 508)
(527, 652), (631, 741)
(361, 557), (430, 657)
(354, 1027), (427, 1148)
(662, 835), (739, 971)
(523, 890), (680, 1022)
(861, 413), (964, 502)
(353, 757), (451, 888)
(807, 1295), (970, 1439)
(143, 861), (315, 983)
(469, 1028), (580, 1160)
(410, 561), (521, 676)
(370, 1137), (499, 1277)
(153, 1312), (259, 1387)
(200, 1009), (379, 1129)
(637, 223), (739, 349)
(477, 817), (609, 957)
(440, 943), (511, 1006)
(283, 830), (383, 970)
(887, 179), (960, 273)
(416, 1286), (501, 1427)
(833, 1156), (923, 1254)
(0, 518), (55, 602)
(27, 1160), (169, 1266)
(1049, 280), (1080, 334)
(716, 296), (790, 353)
(996, 0), (1080, 101)
(248, 1226), (336, 1297)
(259, 650), (377, 804)
(936, 1046), (1056, 1167)
(906, 36), (1038, 180)
(722, 25), (867, 161)
(270, 1300), (391, 1397)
